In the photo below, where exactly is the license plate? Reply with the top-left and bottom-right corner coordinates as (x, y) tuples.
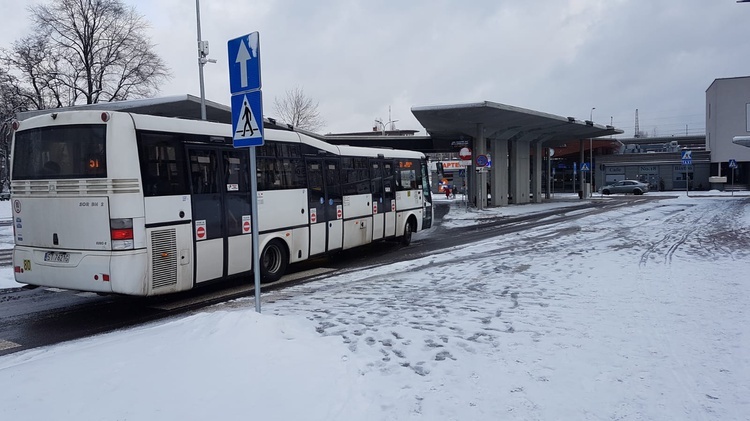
(44, 252), (70, 263)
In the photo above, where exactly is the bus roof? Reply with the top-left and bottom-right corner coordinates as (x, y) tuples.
(16, 110), (425, 160)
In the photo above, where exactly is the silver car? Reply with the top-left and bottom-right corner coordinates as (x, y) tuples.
(600, 180), (649, 195)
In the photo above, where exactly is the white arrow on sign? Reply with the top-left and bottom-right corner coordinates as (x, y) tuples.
(235, 41), (252, 89)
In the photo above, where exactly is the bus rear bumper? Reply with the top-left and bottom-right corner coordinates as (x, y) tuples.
(13, 246), (148, 295)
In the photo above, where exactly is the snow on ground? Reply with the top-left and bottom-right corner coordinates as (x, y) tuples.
(1, 192), (749, 420)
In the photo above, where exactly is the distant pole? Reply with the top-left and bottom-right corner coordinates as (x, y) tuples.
(590, 137), (593, 192)
(196, 0), (207, 120)
(589, 108), (595, 195)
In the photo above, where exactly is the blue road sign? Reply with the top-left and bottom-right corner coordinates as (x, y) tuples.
(458, 169), (466, 177)
(231, 91), (264, 147)
(573, 162), (577, 175)
(729, 159), (738, 169)
(228, 32), (261, 94)
(581, 162), (590, 172)
(681, 150), (692, 165)
(476, 154), (489, 167)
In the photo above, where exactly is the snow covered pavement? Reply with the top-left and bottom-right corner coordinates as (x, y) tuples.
(1, 194), (749, 420)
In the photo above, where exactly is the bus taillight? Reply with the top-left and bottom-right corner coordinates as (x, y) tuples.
(110, 218), (134, 250)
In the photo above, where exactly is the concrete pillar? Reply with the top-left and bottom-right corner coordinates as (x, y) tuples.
(490, 138), (509, 206)
(579, 139), (585, 197)
(511, 141), (531, 204)
(546, 146), (552, 199)
(532, 141), (543, 203)
(473, 123), (487, 209)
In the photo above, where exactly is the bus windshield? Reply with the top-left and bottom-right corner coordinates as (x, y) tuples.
(12, 124), (107, 180)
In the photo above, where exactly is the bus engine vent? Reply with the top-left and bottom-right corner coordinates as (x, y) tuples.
(150, 229), (178, 289)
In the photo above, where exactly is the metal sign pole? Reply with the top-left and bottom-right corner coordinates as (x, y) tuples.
(249, 147), (261, 312)
(228, 31), (264, 313)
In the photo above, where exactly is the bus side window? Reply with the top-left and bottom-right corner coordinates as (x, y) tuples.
(256, 141), (306, 190)
(137, 132), (189, 197)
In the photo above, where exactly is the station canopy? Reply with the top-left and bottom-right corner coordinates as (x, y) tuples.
(411, 101), (623, 146)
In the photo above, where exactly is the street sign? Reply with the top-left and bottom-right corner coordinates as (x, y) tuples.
(681, 150), (692, 165)
(458, 169), (466, 177)
(573, 162), (577, 175)
(729, 159), (738, 169)
(458, 147), (472, 161)
(581, 162), (590, 172)
(476, 154), (489, 167)
(231, 91), (264, 146)
(227, 32), (261, 94)
(227, 31), (264, 314)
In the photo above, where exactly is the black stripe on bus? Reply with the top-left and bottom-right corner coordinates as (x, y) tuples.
(258, 223), (309, 236)
(145, 220), (193, 229)
(394, 206), (423, 212)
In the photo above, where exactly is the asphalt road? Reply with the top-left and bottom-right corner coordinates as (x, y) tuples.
(0, 196), (664, 357)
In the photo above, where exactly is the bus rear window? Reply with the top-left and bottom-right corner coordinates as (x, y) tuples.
(12, 124), (107, 179)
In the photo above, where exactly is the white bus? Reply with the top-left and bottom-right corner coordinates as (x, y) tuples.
(10, 110), (433, 296)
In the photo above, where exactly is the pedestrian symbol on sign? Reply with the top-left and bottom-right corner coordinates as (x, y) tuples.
(236, 95), (260, 138)
(240, 103), (254, 136)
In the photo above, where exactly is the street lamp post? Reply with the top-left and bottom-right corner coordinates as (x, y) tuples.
(195, 0), (216, 121)
(590, 108), (595, 194)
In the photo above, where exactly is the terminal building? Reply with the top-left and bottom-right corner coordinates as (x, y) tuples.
(12, 75), (750, 207)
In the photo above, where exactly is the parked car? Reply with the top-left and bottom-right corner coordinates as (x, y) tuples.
(0, 190), (9, 201)
(600, 180), (650, 195)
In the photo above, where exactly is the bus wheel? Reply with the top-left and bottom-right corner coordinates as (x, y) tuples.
(401, 219), (414, 246)
(260, 239), (288, 283)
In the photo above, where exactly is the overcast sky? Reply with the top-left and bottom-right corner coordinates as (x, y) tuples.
(2, 0), (749, 136)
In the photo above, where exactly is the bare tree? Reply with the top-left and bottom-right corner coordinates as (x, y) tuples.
(4, 0), (171, 107)
(4, 34), (61, 109)
(273, 86), (325, 132)
(0, 68), (32, 187)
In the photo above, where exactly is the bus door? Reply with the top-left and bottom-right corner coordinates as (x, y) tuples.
(371, 158), (386, 240)
(222, 149), (253, 276)
(383, 160), (397, 237)
(421, 159), (433, 229)
(306, 157), (343, 254)
(187, 147), (227, 283)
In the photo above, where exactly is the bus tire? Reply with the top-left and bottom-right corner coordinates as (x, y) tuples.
(260, 239), (288, 283)
(401, 218), (414, 246)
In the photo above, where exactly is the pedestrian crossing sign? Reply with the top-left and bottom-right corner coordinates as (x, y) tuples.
(231, 90), (264, 147)
(581, 162), (590, 172)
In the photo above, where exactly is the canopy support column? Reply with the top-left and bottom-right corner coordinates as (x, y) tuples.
(532, 140), (543, 203)
(490, 138), (509, 206)
(511, 140), (530, 204)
